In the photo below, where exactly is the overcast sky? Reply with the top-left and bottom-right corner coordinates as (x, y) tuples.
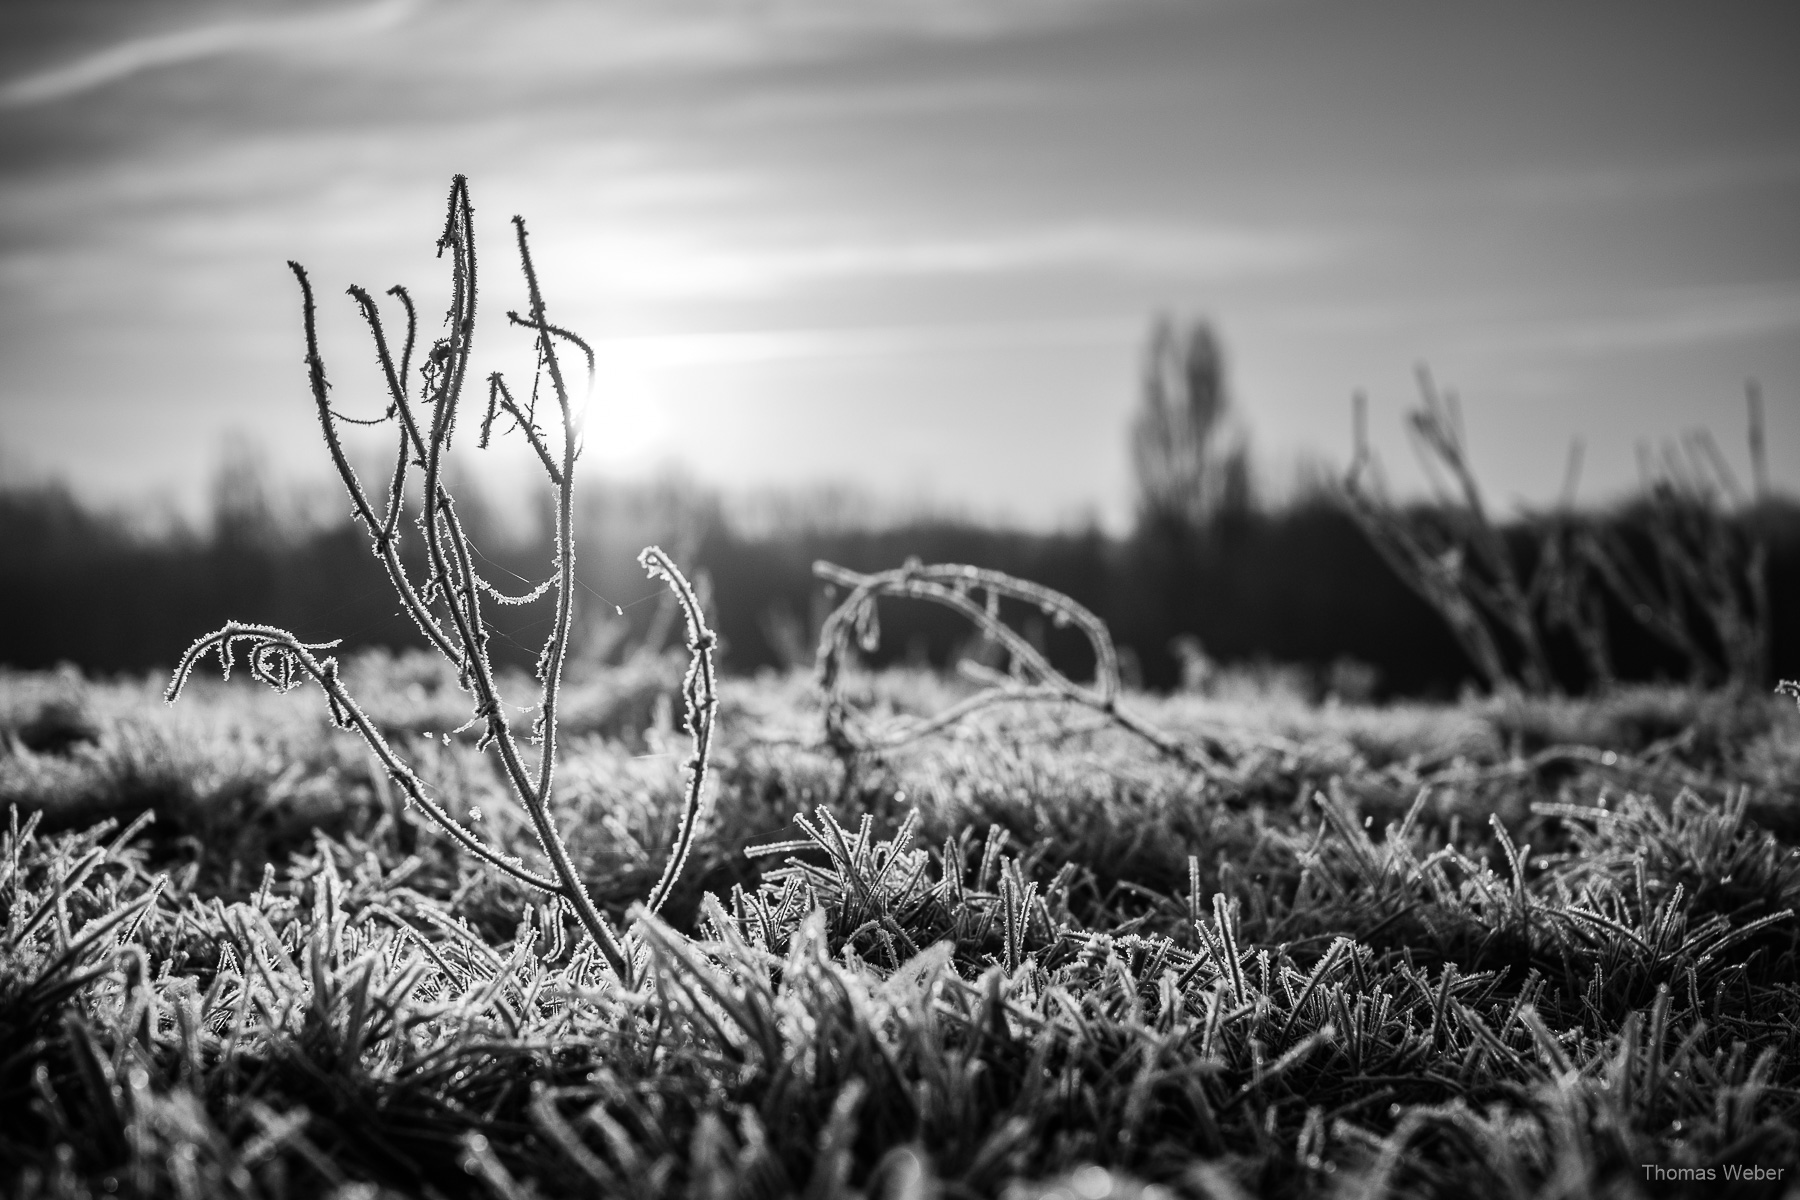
(2, 0), (1797, 530)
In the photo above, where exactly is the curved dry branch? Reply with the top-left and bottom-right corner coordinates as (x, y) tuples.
(638, 546), (719, 916)
(810, 559), (1215, 771)
(473, 570), (556, 607)
(164, 623), (560, 895)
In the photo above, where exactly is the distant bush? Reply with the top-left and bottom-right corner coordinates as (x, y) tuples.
(1342, 372), (1780, 695)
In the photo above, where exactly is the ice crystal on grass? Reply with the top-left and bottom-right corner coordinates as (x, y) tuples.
(5, 674), (1800, 1197)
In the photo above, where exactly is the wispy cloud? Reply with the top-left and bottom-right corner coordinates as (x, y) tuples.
(562, 0), (1138, 64)
(569, 221), (1339, 299)
(707, 76), (1049, 127)
(1465, 284), (1800, 357)
(0, 0), (422, 109)
(590, 314), (1136, 370)
(223, 0), (1144, 88)
(1488, 152), (1800, 208)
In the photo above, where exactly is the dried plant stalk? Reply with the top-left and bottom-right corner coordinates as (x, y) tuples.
(1340, 373), (1549, 693)
(638, 545), (718, 917)
(1564, 432), (1768, 689)
(812, 559), (1215, 770)
(1340, 374), (1769, 694)
(165, 177), (716, 984)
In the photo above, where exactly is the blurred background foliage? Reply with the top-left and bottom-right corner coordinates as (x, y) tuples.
(3, 318), (1793, 699)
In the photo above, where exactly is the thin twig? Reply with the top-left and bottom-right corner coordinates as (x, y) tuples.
(811, 559), (1216, 771)
(638, 547), (719, 916)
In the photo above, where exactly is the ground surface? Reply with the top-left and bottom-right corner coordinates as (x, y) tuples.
(3, 655), (1799, 1199)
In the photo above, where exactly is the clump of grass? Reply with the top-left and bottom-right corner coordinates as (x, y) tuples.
(0, 669), (99, 758)
(163, 178), (715, 984)
(1, 806), (163, 1166)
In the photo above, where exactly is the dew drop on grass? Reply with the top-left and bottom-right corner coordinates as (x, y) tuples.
(470, 807), (482, 821)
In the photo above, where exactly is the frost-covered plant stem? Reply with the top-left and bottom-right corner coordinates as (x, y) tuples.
(812, 559), (1218, 770)
(165, 178), (716, 986)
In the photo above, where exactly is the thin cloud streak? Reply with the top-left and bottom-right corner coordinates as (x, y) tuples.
(1486, 152), (1800, 209)
(224, 0), (1136, 90)
(0, 0), (423, 109)
(591, 315), (1138, 370)
(567, 221), (1340, 300)
(1448, 285), (1800, 359)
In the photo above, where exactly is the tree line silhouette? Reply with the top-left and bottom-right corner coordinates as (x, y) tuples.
(3, 461), (1794, 698)
(4, 316), (1790, 697)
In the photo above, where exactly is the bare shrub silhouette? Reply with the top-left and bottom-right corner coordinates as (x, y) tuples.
(1341, 372), (1771, 694)
(164, 178), (715, 983)
(1341, 373), (1550, 693)
(1587, 429), (1770, 687)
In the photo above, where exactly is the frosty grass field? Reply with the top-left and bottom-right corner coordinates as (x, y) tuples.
(2, 657), (1798, 1199)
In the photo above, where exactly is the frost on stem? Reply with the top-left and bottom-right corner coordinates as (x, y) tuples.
(637, 546), (719, 916)
(165, 177), (711, 987)
(810, 559), (1218, 771)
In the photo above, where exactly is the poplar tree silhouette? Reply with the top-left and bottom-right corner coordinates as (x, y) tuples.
(1130, 316), (1250, 528)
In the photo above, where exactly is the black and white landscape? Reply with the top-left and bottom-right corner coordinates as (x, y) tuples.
(2, 4), (1798, 1198)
